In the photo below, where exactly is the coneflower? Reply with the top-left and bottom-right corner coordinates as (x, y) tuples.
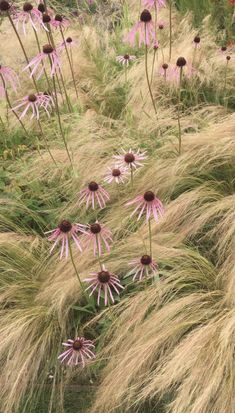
(104, 165), (129, 184)
(78, 182), (110, 210)
(13, 2), (42, 35)
(126, 190), (164, 222)
(58, 337), (95, 367)
(129, 254), (158, 281)
(51, 13), (70, 29)
(84, 265), (124, 306)
(176, 56), (187, 155)
(45, 220), (83, 259)
(113, 148), (147, 187)
(80, 221), (113, 257)
(13, 92), (54, 119)
(23, 44), (61, 78)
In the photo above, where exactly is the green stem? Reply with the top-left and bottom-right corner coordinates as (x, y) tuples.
(51, 69), (73, 168)
(7, 13), (39, 93)
(37, 118), (57, 165)
(177, 67), (183, 155)
(32, 25), (51, 91)
(68, 239), (90, 304)
(169, 0), (172, 61)
(60, 28), (79, 99)
(144, 25), (157, 114)
(96, 234), (103, 271)
(130, 164), (134, 189)
(150, 49), (157, 85)
(148, 219), (152, 257)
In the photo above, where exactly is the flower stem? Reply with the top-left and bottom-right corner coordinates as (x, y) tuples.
(0, 74), (28, 136)
(177, 67), (183, 155)
(144, 25), (157, 115)
(150, 48), (157, 85)
(148, 218), (152, 257)
(130, 164), (134, 189)
(32, 25), (51, 92)
(95, 234), (103, 271)
(51, 70), (73, 168)
(7, 13), (39, 93)
(169, 0), (172, 61)
(68, 239), (91, 305)
(37, 118), (57, 165)
(60, 28), (79, 99)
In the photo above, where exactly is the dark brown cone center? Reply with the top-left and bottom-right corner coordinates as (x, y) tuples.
(38, 3), (45, 12)
(162, 63), (168, 70)
(176, 57), (187, 67)
(98, 270), (111, 283)
(55, 13), (63, 21)
(124, 153), (135, 163)
(140, 9), (152, 23)
(226, 55), (231, 61)
(88, 181), (99, 192)
(144, 191), (155, 202)
(0, 0), (10, 11)
(42, 13), (51, 23)
(59, 220), (72, 233)
(221, 46), (227, 52)
(28, 94), (37, 102)
(140, 254), (152, 266)
(43, 44), (53, 54)
(73, 339), (83, 351)
(124, 54), (130, 60)
(90, 223), (101, 234)
(159, 24), (164, 29)
(194, 36), (200, 44)
(23, 2), (33, 12)
(112, 168), (121, 177)
(66, 37), (72, 43)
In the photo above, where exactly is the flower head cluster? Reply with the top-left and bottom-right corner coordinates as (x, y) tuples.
(126, 190), (164, 222)
(78, 181), (110, 210)
(113, 148), (147, 170)
(130, 254), (158, 281)
(80, 221), (113, 256)
(45, 220), (83, 259)
(125, 9), (156, 47)
(23, 44), (61, 78)
(13, 92), (54, 119)
(13, 2), (42, 34)
(116, 54), (136, 67)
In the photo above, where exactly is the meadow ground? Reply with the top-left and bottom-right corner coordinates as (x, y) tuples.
(0, 0), (235, 412)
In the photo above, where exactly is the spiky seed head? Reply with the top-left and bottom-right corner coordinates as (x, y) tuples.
(112, 168), (121, 177)
(59, 220), (72, 233)
(140, 9), (152, 23)
(23, 2), (33, 12)
(55, 13), (63, 21)
(88, 181), (99, 191)
(144, 191), (155, 202)
(140, 254), (152, 265)
(176, 57), (187, 67)
(98, 270), (111, 283)
(124, 153), (135, 163)
(28, 94), (37, 102)
(38, 3), (45, 12)
(42, 13), (51, 23)
(43, 44), (53, 54)
(72, 339), (83, 351)
(194, 35), (200, 44)
(90, 223), (102, 234)
(0, 0), (10, 11)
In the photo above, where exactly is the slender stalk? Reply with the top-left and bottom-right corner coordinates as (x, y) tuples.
(47, 26), (73, 112)
(124, 64), (127, 84)
(169, 0), (172, 61)
(145, 25), (157, 114)
(177, 67), (183, 155)
(37, 118), (57, 165)
(130, 164), (134, 188)
(95, 234), (103, 271)
(68, 239), (91, 305)
(32, 26), (51, 91)
(223, 59), (229, 92)
(148, 218), (152, 257)
(51, 72), (73, 168)
(7, 13), (39, 93)
(60, 29), (79, 99)
(0, 74), (28, 135)
(150, 48), (157, 85)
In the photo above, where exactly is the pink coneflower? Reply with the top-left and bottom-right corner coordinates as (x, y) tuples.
(116, 54), (136, 66)
(113, 148), (147, 170)
(126, 190), (164, 222)
(13, 2), (42, 34)
(58, 36), (77, 52)
(159, 63), (169, 79)
(58, 337), (95, 367)
(84, 265), (124, 306)
(78, 182), (110, 210)
(12, 92), (54, 119)
(125, 9), (156, 47)
(0, 65), (18, 92)
(142, 0), (166, 9)
(80, 221), (113, 256)
(129, 254), (158, 281)
(51, 13), (70, 29)
(104, 165), (129, 184)
(45, 220), (83, 259)
(168, 57), (195, 83)
(158, 20), (166, 30)
(23, 44), (60, 78)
